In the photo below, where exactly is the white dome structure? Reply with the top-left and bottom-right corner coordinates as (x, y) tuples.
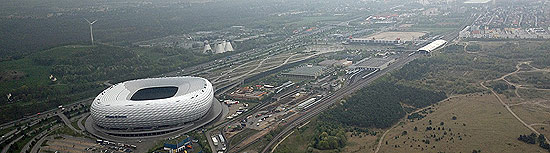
(90, 77), (214, 133)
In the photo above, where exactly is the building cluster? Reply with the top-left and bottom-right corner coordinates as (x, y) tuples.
(460, 25), (550, 39)
(227, 86), (268, 101)
(163, 137), (193, 153)
(460, 4), (550, 39)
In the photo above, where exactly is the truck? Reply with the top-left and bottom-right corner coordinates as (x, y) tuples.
(218, 134), (225, 144)
(212, 137), (219, 146)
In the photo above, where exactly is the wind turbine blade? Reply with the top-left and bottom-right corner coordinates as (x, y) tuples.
(84, 18), (91, 24)
(91, 20), (97, 24)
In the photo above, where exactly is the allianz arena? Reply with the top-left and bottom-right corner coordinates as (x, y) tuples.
(87, 76), (221, 137)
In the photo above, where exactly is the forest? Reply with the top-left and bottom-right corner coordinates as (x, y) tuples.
(320, 77), (447, 129)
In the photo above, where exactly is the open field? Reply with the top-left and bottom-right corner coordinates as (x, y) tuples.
(379, 93), (548, 153)
(275, 118), (384, 153)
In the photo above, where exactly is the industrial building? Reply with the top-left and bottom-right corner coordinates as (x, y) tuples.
(417, 40), (447, 54)
(297, 98), (318, 111)
(88, 77), (220, 137)
(348, 38), (401, 45)
(227, 86), (268, 101)
(282, 65), (326, 79)
(350, 57), (396, 70)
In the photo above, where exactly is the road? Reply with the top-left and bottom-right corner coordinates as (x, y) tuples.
(23, 124), (62, 153)
(1, 135), (22, 153)
(0, 97), (92, 130)
(77, 113), (89, 132)
(261, 53), (420, 153)
(57, 113), (82, 134)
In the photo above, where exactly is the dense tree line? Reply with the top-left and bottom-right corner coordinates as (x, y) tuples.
(312, 123), (347, 150)
(518, 133), (550, 151)
(320, 78), (447, 129)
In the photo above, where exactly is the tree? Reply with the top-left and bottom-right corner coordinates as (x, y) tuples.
(317, 140), (330, 150)
(538, 134), (546, 144)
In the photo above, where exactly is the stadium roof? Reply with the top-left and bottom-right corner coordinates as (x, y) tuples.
(95, 77), (208, 106)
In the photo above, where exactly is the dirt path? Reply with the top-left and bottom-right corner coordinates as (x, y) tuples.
(481, 61), (550, 145)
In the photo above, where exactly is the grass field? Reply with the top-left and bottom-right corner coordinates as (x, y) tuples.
(275, 122), (316, 153)
(275, 118), (383, 153)
(379, 93), (547, 153)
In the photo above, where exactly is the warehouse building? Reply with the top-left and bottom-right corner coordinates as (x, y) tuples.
(282, 65), (326, 79)
(350, 57), (396, 70)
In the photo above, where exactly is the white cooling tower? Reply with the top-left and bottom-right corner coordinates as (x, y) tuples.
(224, 41), (234, 52)
(203, 43), (212, 53)
(214, 42), (225, 54)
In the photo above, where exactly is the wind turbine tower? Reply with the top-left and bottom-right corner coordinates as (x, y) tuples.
(84, 18), (97, 45)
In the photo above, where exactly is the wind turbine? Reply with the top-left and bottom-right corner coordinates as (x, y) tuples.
(84, 18), (97, 45)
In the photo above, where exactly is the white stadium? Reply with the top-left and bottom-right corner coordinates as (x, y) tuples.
(87, 77), (221, 137)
